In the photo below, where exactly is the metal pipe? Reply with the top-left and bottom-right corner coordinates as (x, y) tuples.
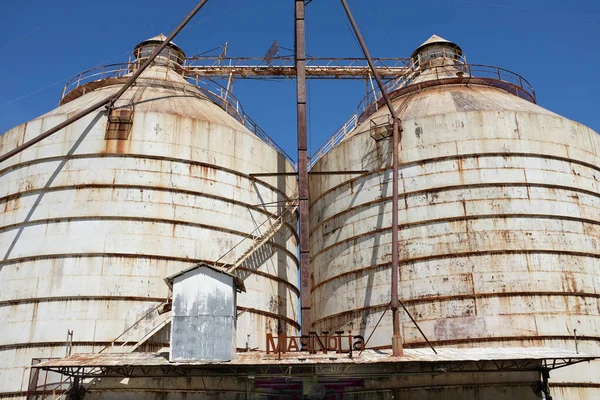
(391, 118), (401, 356)
(359, 304), (389, 356)
(398, 299), (437, 354)
(339, 0), (397, 120)
(0, 0), (211, 165)
(339, 0), (403, 356)
(295, 0), (311, 334)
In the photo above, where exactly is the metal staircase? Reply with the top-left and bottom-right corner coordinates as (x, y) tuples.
(98, 301), (171, 354)
(215, 190), (299, 274)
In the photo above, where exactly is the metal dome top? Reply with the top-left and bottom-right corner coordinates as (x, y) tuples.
(133, 33), (186, 58)
(410, 34), (462, 60)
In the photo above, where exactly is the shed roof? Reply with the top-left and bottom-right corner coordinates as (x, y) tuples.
(164, 263), (246, 292)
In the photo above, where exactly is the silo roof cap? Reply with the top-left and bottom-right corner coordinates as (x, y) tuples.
(411, 34), (462, 59)
(134, 33), (186, 58)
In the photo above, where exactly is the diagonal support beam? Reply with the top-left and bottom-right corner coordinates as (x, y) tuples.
(0, 0), (211, 165)
(340, 0), (436, 357)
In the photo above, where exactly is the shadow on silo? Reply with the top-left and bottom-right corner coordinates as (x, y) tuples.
(242, 153), (297, 337)
(1, 112), (105, 264)
(313, 132), (391, 341)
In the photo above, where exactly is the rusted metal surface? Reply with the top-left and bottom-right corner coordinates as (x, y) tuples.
(295, 0), (311, 334)
(308, 37), (600, 399)
(0, 40), (298, 399)
(308, 62), (537, 169)
(25, 348), (597, 399)
(265, 331), (365, 355)
(59, 68), (295, 165)
(186, 56), (411, 78)
(33, 347), (596, 367)
(62, 58), (412, 90)
(339, 0), (404, 356)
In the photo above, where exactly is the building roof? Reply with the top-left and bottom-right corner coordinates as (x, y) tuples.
(164, 262), (246, 292)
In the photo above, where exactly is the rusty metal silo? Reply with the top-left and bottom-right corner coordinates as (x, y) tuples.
(0, 35), (298, 399)
(309, 35), (600, 399)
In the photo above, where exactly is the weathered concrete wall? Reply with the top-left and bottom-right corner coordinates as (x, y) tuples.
(0, 68), (299, 398)
(309, 84), (600, 399)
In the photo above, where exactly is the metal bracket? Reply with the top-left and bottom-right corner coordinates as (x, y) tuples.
(369, 115), (393, 141)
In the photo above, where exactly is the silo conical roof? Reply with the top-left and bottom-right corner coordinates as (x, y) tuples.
(411, 34), (462, 59)
(133, 33), (186, 59)
(145, 33), (182, 49)
(418, 34), (452, 47)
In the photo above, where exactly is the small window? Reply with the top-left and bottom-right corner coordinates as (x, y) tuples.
(105, 108), (134, 140)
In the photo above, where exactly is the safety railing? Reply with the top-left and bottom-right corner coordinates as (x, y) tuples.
(185, 55), (412, 74)
(308, 58), (536, 168)
(59, 63), (296, 168)
(352, 55), (466, 124)
(461, 64), (536, 102)
(60, 63), (134, 100)
(307, 60), (418, 168)
(308, 114), (357, 170)
(184, 74), (295, 167)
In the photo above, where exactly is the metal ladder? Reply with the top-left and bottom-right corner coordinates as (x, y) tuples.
(216, 191), (298, 274)
(98, 302), (172, 354)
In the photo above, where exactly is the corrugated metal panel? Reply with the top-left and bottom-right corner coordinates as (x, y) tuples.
(170, 266), (236, 361)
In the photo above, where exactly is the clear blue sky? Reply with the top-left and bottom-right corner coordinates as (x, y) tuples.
(1, 0), (599, 160)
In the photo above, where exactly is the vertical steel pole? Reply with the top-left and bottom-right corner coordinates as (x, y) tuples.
(391, 118), (401, 356)
(295, 0), (311, 333)
(339, 0), (403, 356)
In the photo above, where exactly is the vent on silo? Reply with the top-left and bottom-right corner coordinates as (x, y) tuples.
(105, 107), (134, 140)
